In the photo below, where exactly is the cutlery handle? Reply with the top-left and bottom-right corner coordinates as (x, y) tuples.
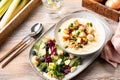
(1, 37), (34, 68)
(0, 35), (31, 63)
(0, 41), (24, 63)
(1, 43), (28, 68)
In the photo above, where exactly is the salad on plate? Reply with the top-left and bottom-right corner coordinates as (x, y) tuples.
(30, 37), (82, 79)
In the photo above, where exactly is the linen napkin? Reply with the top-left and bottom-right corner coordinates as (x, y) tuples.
(101, 20), (120, 68)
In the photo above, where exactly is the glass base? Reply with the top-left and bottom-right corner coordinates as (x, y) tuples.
(47, 12), (62, 18)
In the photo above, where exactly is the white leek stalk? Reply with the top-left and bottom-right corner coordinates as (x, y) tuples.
(11, 0), (29, 18)
(0, 0), (21, 29)
(0, 0), (12, 18)
(0, 0), (8, 8)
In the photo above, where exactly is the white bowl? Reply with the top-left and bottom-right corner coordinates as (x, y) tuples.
(54, 10), (106, 56)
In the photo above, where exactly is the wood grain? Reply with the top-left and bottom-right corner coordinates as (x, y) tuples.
(0, 0), (119, 80)
(0, 0), (42, 46)
(82, 0), (120, 22)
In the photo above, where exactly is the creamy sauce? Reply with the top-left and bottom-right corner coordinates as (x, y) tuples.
(58, 18), (105, 54)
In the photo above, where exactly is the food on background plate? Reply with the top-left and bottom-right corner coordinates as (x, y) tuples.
(31, 37), (82, 79)
(61, 19), (95, 49)
(0, 0), (29, 29)
(105, 0), (120, 10)
(94, 0), (105, 3)
(93, 0), (120, 10)
(57, 18), (103, 54)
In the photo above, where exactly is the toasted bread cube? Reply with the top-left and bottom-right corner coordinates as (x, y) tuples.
(82, 38), (88, 42)
(77, 37), (82, 43)
(44, 36), (51, 42)
(87, 34), (94, 42)
(79, 32), (86, 38)
(74, 20), (79, 26)
(63, 34), (70, 41)
(64, 29), (69, 34)
(87, 27), (95, 34)
(79, 26), (84, 32)
(32, 56), (39, 66)
(68, 43), (75, 48)
(72, 31), (76, 36)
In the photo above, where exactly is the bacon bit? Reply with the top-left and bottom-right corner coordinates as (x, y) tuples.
(63, 35), (70, 41)
(82, 38), (88, 42)
(64, 29), (69, 34)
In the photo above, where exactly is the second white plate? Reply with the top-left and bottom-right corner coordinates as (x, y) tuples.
(29, 10), (113, 80)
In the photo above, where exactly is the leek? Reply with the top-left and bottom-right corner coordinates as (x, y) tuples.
(0, 0), (8, 8)
(0, 0), (12, 18)
(0, 0), (21, 29)
(11, 0), (29, 18)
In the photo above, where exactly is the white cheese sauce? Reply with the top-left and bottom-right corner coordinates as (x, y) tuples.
(58, 18), (104, 54)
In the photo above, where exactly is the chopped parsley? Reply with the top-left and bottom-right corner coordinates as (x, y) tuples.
(69, 23), (73, 27)
(83, 41), (88, 45)
(89, 22), (93, 27)
(70, 40), (75, 44)
(79, 45), (83, 48)
(65, 46), (68, 48)
(76, 31), (80, 37)
(58, 29), (61, 32)
(87, 22), (93, 27)
(74, 26), (79, 30)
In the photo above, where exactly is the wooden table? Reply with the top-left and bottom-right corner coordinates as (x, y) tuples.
(0, 0), (119, 80)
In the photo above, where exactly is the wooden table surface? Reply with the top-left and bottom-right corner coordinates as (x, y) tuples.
(0, 0), (119, 80)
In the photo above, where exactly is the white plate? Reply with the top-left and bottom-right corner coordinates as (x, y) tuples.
(29, 10), (113, 80)
(54, 11), (107, 56)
